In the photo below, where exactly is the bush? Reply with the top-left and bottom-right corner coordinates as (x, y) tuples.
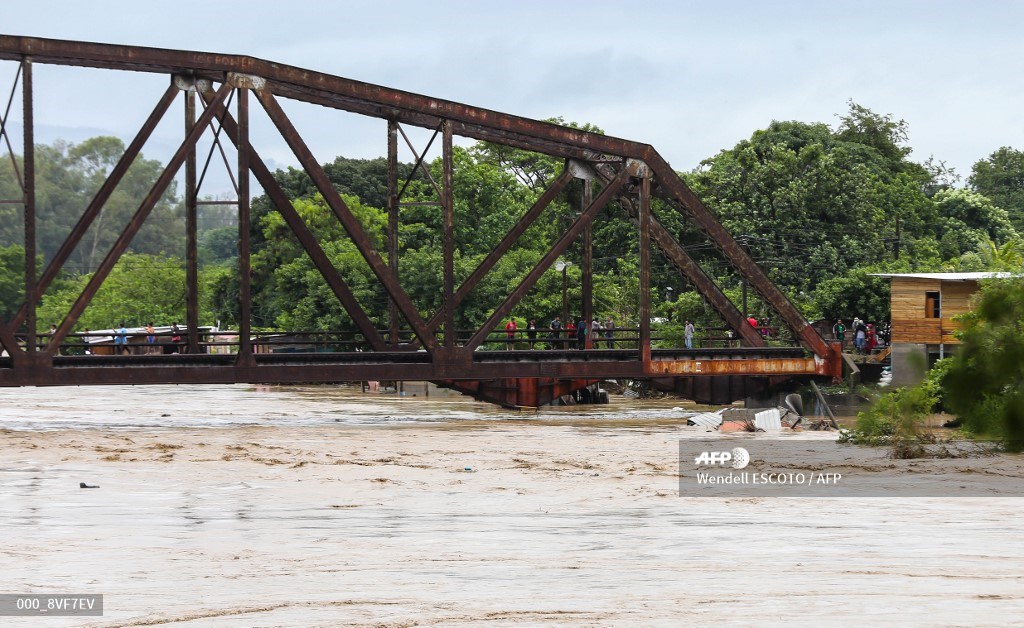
(838, 384), (937, 455)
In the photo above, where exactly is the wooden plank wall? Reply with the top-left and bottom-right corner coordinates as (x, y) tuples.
(942, 281), (978, 317)
(890, 278), (978, 344)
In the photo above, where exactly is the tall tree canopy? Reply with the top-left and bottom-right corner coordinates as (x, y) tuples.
(969, 146), (1024, 232)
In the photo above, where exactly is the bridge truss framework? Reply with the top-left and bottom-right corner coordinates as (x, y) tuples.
(0, 35), (840, 406)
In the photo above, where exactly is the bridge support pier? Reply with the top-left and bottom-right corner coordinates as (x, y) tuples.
(436, 378), (605, 409)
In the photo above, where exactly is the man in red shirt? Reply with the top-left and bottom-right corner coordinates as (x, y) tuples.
(505, 318), (518, 350)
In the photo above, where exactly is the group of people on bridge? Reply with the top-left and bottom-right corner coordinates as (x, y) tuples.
(503, 316), (618, 350)
(831, 317), (889, 355)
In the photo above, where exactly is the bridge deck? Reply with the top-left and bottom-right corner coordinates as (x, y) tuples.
(0, 347), (823, 388)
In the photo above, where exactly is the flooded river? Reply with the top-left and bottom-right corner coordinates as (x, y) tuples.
(1, 384), (1023, 626)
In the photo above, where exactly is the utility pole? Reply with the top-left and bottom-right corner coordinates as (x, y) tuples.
(894, 216), (901, 260)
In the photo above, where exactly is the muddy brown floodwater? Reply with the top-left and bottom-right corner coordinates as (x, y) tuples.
(1, 384), (1023, 626)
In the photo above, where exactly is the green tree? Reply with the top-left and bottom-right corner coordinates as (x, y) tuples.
(969, 147), (1024, 231)
(933, 188), (1017, 260)
(37, 252), (190, 331)
(943, 278), (1024, 450)
(0, 137), (184, 273)
(0, 244), (27, 321)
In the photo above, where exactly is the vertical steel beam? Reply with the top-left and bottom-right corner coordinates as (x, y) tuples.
(236, 87), (253, 362)
(47, 82), (233, 353)
(21, 58), (35, 355)
(639, 176), (651, 366)
(403, 168), (574, 350)
(201, 88), (385, 351)
(582, 181), (593, 349)
(464, 168), (631, 353)
(184, 87), (200, 354)
(441, 119), (455, 349)
(587, 159), (765, 347)
(386, 120), (399, 345)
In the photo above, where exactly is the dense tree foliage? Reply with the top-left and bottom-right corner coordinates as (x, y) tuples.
(0, 137), (184, 273)
(687, 102), (1018, 323)
(941, 278), (1024, 451)
(969, 147), (1024, 232)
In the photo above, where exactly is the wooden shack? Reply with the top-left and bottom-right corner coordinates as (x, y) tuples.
(874, 272), (1011, 385)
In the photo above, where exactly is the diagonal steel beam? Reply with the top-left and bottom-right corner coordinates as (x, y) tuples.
(463, 167), (632, 353)
(406, 168), (575, 348)
(0, 61), (24, 194)
(46, 82), (233, 354)
(587, 161), (767, 348)
(255, 87), (439, 353)
(647, 215), (765, 347)
(200, 86), (386, 351)
(396, 123), (443, 201)
(642, 149), (832, 358)
(9, 83), (179, 330)
(0, 315), (21, 359)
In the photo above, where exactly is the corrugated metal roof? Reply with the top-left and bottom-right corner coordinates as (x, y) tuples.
(687, 412), (724, 429)
(871, 272), (1017, 281)
(754, 408), (782, 431)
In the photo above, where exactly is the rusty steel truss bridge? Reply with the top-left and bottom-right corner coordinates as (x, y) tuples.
(0, 35), (841, 408)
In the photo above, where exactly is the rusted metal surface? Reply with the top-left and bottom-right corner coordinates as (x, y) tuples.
(440, 378), (600, 409)
(649, 356), (828, 376)
(199, 89), (387, 351)
(46, 82), (233, 354)
(184, 86), (200, 354)
(442, 120), (455, 350)
(582, 181), (593, 349)
(386, 120), (399, 346)
(639, 176), (651, 366)
(0, 36), (649, 161)
(255, 87), (440, 354)
(235, 86), (253, 364)
(0, 35), (847, 405)
(463, 167), (632, 353)
(0, 348), (824, 383)
(22, 58), (35, 355)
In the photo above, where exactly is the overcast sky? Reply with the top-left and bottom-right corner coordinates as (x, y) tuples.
(3, 1), (1023, 196)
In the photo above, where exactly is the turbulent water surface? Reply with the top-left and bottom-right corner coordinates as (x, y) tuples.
(1, 384), (1022, 626)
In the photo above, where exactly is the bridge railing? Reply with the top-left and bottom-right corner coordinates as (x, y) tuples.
(17, 323), (799, 357)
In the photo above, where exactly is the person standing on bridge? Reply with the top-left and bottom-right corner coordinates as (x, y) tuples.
(684, 320), (695, 349)
(576, 317), (587, 350)
(548, 316), (561, 349)
(832, 319), (846, 349)
(505, 318), (517, 350)
(604, 317), (614, 348)
(170, 323), (182, 354)
(526, 320), (537, 349)
(115, 321), (128, 355)
(565, 319), (576, 350)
